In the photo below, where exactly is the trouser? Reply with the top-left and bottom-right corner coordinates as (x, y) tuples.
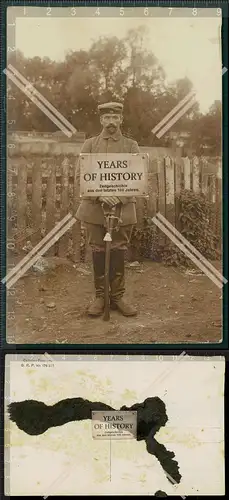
(91, 249), (125, 302)
(84, 223), (134, 302)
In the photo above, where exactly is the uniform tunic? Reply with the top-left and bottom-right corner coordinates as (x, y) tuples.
(75, 129), (140, 226)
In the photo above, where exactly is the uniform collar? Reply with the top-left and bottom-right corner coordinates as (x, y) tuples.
(100, 129), (122, 141)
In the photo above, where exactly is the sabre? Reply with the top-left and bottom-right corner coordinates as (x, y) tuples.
(102, 204), (122, 321)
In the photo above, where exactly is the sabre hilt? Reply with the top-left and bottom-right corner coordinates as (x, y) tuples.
(102, 205), (122, 242)
(102, 203), (123, 236)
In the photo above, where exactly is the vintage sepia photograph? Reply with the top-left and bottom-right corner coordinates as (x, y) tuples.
(4, 353), (225, 496)
(5, 6), (223, 345)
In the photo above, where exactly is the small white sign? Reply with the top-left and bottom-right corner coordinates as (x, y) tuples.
(79, 153), (148, 197)
(91, 410), (137, 440)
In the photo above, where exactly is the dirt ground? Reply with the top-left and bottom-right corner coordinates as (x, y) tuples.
(6, 256), (222, 345)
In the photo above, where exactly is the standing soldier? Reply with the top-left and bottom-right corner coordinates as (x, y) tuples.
(76, 102), (140, 317)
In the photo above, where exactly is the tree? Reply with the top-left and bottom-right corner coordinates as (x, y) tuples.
(189, 100), (221, 156)
(124, 26), (165, 92)
(7, 40), (221, 156)
(7, 51), (61, 131)
(89, 36), (127, 99)
(121, 26), (168, 144)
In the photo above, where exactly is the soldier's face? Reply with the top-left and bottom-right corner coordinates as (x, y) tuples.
(100, 113), (123, 134)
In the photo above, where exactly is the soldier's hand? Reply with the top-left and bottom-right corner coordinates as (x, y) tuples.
(99, 196), (120, 207)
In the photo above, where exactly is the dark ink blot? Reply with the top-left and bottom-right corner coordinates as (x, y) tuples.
(154, 491), (168, 497)
(8, 396), (181, 484)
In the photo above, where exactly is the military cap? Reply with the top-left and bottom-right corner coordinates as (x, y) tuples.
(98, 102), (123, 115)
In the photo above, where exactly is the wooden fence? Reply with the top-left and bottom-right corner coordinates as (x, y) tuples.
(7, 151), (222, 262)
(9, 130), (86, 143)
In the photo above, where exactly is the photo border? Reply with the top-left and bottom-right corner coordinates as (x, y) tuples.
(0, 0), (228, 350)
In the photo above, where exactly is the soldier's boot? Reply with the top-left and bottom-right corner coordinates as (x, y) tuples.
(110, 249), (137, 317)
(87, 251), (105, 317)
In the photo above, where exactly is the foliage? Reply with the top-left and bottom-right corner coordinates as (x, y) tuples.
(7, 27), (220, 152)
(129, 190), (221, 267)
(188, 101), (221, 156)
(130, 217), (163, 262)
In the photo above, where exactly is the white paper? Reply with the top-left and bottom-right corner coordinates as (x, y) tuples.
(5, 354), (225, 496)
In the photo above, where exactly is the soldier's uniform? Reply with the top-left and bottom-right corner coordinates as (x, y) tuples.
(75, 102), (140, 317)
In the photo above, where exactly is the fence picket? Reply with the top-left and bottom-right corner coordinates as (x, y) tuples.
(200, 159), (208, 196)
(165, 156), (175, 226)
(215, 176), (221, 239)
(72, 159), (81, 263)
(208, 175), (217, 232)
(7, 161), (15, 243)
(183, 157), (191, 190)
(46, 159), (57, 256)
(192, 157), (200, 193)
(174, 158), (182, 231)
(146, 171), (157, 218)
(157, 158), (166, 216)
(157, 158), (166, 245)
(58, 157), (70, 257)
(17, 160), (27, 249)
(31, 159), (42, 246)
(209, 175), (216, 203)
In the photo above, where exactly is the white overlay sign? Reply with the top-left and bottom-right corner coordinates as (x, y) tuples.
(79, 153), (148, 197)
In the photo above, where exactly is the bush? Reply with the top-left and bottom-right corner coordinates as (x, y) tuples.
(130, 217), (162, 262)
(130, 190), (221, 266)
